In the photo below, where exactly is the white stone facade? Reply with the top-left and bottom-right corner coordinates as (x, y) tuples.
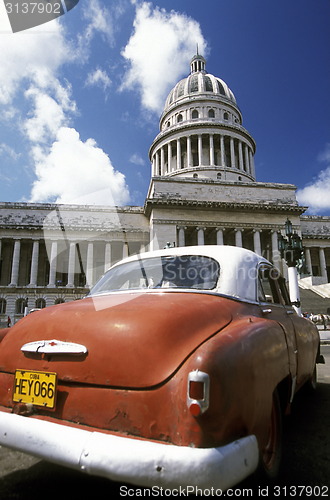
(1, 55), (330, 325)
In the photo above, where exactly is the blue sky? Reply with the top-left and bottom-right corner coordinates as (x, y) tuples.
(0, 0), (329, 213)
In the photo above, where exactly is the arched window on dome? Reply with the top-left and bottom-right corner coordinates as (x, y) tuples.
(177, 114), (183, 123)
(189, 75), (199, 93)
(223, 112), (229, 121)
(217, 172), (222, 180)
(55, 298), (65, 305)
(193, 173), (198, 179)
(177, 80), (185, 98)
(217, 80), (226, 96)
(204, 76), (213, 92)
(208, 109), (215, 118)
(192, 110), (199, 119)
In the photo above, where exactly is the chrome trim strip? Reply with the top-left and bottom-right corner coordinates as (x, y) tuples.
(21, 340), (88, 355)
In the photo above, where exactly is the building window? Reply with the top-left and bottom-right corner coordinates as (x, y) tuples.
(16, 298), (27, 315)
(192, 110), (199, 119)
(0, 298), (6, 314)
(205, 76), (213, 92)
(217, 80), (226, 96)
(177, 114), (183, 123)
(189, 75), (199, 93)
(35, 298), (46, 309)
(55, 298), (65, 305)
(217, 173), (222, 180)
(177, 80), (185, 98)
(193, 173), (198, 179)
(223, 112), (229, 121)
(208, 109), (215, 118)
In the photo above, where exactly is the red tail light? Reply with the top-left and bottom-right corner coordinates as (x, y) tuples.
(187, 370), (210, 417)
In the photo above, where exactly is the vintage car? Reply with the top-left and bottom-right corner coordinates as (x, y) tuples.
(0, 245), (322, 490)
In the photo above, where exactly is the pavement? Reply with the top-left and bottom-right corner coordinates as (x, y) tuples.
(318, 326), (330, 344)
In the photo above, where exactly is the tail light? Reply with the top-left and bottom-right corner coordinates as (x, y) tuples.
(187, 370), (210, 417)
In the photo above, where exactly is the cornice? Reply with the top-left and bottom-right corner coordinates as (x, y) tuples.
(144, 198), (306, 217)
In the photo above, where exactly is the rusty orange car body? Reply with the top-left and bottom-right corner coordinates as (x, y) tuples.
(0, 246), (321, 490)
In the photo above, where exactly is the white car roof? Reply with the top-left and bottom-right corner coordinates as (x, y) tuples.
(112, 245), (271, 303)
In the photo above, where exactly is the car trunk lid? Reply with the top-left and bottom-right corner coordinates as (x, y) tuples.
(0, 292), (232, 388)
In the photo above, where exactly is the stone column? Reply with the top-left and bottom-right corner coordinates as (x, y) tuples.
(249, 150), (254, 177)
(235, 229), (243, 247)
(47, 240), (58, 287)
(86, 242), (94, 288)
(9, 239), (21, 286)
(253, 229), (262, 256)
(319, 247), (327, 280)
(305, 247), (312, 275)
(168, 142), (172, 172)
(123, 242), (129, 259)
(176, 138), (181, 170)
(187, 136), (192, 168)
(216, 228), (224, 245)
(244, 145), (250, 173)
(271, 230), (281, 270)
(160, 147), (165, 176)
(238, 141), (244, 171)
(29, 239), (39, 287)
(177, 226), (185, 247)
(220, 135), (225, 166)
(104, 242), (111, 272)
(209, 134), (214, 166)
(155, 152), (159, 176)
(230, 137), (236, 168)
(67, 241), (76, 287)
(198, 134), (202, 166)
(197, 227), (205, 246)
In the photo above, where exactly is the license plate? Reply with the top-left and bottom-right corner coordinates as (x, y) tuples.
(13, 370), (57, 409)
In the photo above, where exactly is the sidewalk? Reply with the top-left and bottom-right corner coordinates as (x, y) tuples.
(318, 326), (330, 344)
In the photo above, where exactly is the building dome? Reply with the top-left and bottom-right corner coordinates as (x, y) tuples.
(164, 55), (237, 111)
(149, 55), (256, 184)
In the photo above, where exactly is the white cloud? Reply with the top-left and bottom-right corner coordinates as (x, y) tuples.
(29, 127), (130, 206)
(121, 1), (207, 113)
(0, 143), (20, 161)
(86, 68), (112, 92)
(129, 153), (145, 166)
(0, 12), (130, 206)
(296, 143), (330, 213)
(0, 21), (76, 105)
(81, 0), (117, 47)
(23, 87), (75, 143)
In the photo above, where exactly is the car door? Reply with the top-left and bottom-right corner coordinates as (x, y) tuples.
(258, 265), (298, 396)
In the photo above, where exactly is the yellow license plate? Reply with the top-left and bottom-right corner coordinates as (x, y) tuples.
(13, 370), (57, 409)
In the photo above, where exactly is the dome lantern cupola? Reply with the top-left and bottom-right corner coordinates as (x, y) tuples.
(190, 53), (206, 74)
(149, 56), (256, 183)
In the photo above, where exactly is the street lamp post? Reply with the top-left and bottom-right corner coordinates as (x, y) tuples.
(278, 219), (304, 316)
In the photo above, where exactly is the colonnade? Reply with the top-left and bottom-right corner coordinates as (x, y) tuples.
(151, 133), (255, 178)
(0, 237), (145, 290)
(176, 225), (277, 259)
(304, 246), (330, 281)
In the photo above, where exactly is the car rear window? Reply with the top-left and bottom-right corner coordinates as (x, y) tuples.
(90, 255), (220, 294)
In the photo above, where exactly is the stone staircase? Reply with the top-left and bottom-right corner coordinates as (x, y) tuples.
(299, 287), (330, 314)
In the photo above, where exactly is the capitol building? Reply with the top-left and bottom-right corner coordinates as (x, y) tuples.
(1, 54), (330, 324)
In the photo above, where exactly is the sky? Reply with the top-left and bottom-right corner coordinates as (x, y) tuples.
(0, 0), (329, 214)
